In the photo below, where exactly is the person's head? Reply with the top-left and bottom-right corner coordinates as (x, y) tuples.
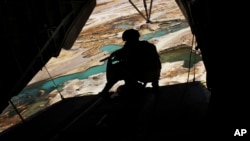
(122, 29), (140, 42)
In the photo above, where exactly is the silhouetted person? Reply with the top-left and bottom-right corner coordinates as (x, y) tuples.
(99, 29), (161, 99)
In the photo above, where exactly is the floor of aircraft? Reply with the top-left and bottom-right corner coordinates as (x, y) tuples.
(0, 81), (211, 140)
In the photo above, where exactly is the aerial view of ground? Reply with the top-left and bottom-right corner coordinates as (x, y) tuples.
(0, 0), (207, 132)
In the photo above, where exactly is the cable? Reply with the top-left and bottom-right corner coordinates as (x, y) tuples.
(181, 34), (198, 97)
(8, 99), (25, 123)
(192, 37), (197, 82)
(44, 66), (64, 100)
(129, 0), (154, 23)
(186, 34), (195, 84)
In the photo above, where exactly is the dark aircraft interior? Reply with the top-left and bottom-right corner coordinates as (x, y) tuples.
(0, 0), (248, 139)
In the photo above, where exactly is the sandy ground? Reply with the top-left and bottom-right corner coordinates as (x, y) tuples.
(26, 0), (207, 102)
(44, 0), (206, 104)
(0, 0), (207, 132)
(28, 0), (190, 85)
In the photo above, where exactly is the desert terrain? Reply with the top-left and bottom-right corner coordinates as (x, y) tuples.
(0, 0), (207, 132)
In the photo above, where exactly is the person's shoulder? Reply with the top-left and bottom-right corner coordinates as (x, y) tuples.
(140, 40), (154, 45)
(140, 40), (156, 49)
(140, 40), (150, 44)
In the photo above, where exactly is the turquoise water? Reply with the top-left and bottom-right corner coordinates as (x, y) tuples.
(141, 22), (189, 41)
(116, 24), (134, 29)
(19, 61), (108, 97)
(18, 21), (189, 99)
(160, 47), (202, 68)
(19, 45), (124, 97)
(100, 44), (122, 52)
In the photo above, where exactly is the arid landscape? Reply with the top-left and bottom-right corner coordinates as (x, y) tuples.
(0, 0), (207, 132)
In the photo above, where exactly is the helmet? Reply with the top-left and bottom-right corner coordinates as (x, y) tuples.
(122, 29), (140, 41)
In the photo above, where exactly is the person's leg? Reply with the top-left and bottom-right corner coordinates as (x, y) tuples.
(152, 80), (159, 94)
(100, 61), (123, 98)
(101, 80), (116, 93)
(99, 79), (119, 99)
